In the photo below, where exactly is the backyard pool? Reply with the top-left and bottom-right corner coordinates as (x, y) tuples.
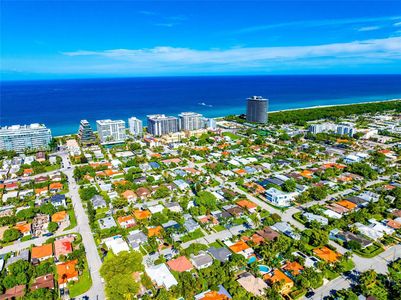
(258, 265), (271, 274)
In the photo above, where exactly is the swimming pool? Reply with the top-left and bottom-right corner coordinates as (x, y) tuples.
(258, 265), (271, 274)
(248, 256), (257, 264)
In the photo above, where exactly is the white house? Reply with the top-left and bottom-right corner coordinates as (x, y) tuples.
(145, 263), (178, 290)
(265, 187), (295, 207)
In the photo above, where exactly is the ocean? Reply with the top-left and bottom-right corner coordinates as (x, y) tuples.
(1, 75), (401, 136)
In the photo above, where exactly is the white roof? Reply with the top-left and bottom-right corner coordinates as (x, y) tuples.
(148, 204), (164, 214)
(323, 209), (342, 219)
(103, 236), (130, 254)
(145, 263), (177, 290)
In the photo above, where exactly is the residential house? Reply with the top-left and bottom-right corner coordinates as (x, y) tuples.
(15, 222), (32, 237)
(54, 236), (74, 259)
(237, 272), (268, 297)
(126, 230), (148, 251)
(194, 285), (232, 300)
(265, 269), (294, 294)
(57, 260), (79, 287)
(190, 252), (214, 270)
(0, 285), (25, 300)
(30, 274), (55, 291)
(122, 190), (137, 203)
(98, 216), (117, 230)
(265, 187), (295, 207)
(227, 240), (254, 259)
(32, 214), (50, 237)
(90, 195), (107, 209)
(165, 202), (182, 213)
(135, 187), (151, 199)
(51, 211), (69, 227)
(31, 243), (53, 262)
(208, 247), (231, 263)
(103, 235), (130, 254)
(167, 256), (193, 272)
(145, 263), (177, 290)
(50, 194), (66, 208)
(313, 246), (341, 263)
(117, 215), (136, 229)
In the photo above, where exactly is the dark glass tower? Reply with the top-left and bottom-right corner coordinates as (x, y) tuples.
(77, 120), (96, 145)
(246, 96), (268, 124)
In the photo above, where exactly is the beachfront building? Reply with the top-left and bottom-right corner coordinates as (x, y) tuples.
(308, 123), (337, 134)
(128, 117), (143, 137)
(246, 96), (268, 124)
(0, 124), (52, 152)
(147, 114), (179, 136)
(336, 123), (355, 136)
(309, 122), (355, 137)
(96, 119), (126, 144)
(179, 112), (204, 131)
(77, 120), (96, 145)
(204, 118), (217, 130)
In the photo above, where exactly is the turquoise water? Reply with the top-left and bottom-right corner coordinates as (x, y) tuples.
(1, 75), (400, 136)
(258, 265), (271, 273)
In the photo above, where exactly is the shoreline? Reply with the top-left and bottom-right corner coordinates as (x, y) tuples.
(267, 98), (401, 114)
(54, 98), (400, 138)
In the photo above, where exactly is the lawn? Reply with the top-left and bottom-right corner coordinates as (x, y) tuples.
(222, 132), (240, 140)
(292, 212), (306, 224)
(354, 243), (384, 258)
(208, 241), (222, 248)
(64, 209), (78, 231)
(213, 225), (226, 232)
(181, 229), (204, 243)
(68, 263), (92, 298)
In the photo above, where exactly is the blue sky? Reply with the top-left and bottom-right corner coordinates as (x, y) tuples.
(1, 0), (401, 80)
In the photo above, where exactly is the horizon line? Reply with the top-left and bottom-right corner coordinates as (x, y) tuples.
(2, 73), (401, 83)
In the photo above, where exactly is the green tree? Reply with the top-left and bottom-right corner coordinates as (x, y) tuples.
(282, 179), (296, 192)
(105, 273), (139, 300)
(48, 222), (58, 233)
(2, 228), (20, 242)
(100, 251), (143, 282)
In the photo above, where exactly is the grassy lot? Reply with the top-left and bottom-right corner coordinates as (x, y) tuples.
(68, 262), (92, 297)
(222, 132), (240, 140)
(64, 209), (78, 231)
(20, 235), (32, 242)
(181, 229), (204, 243)
(292, 212), (306, 224)
(208, 241), (222, 248)
(213, 225), (226, 232)
(354, 242), (384, 258)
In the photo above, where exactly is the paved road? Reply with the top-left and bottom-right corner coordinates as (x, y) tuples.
(60, 153), (105, 300)
(310, 244), (401, 300)
(0, 228), (76, 255)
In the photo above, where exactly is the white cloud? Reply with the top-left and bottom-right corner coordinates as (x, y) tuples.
(62, 37), (401, 66)
(233, 16), (401, 34)
(394, 21), (401, 26)
(357, 26), (381, 31)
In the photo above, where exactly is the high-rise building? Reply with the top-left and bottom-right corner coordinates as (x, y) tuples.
(77, 120), (96, 145)
(336, 123), (355, 137)
(178, 112), (204, 131)
(204, 118), (217, 130)
(147, 114), (179, 136)
(0, 123), (52, 152)
(246, 96), (268, 124)
(96, 119), (126, 144)
(128, 117), (143, 137)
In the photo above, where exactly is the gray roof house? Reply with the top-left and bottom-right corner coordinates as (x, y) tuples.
(190, 252), (214, 270)
(90, 195), (107, 209)
(207, 247), (231, 263)
(184, 217), (200, 233)
(127, 230), (148, 251)
(5, 249), (30, 268)
(98, 216), (117, 230)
